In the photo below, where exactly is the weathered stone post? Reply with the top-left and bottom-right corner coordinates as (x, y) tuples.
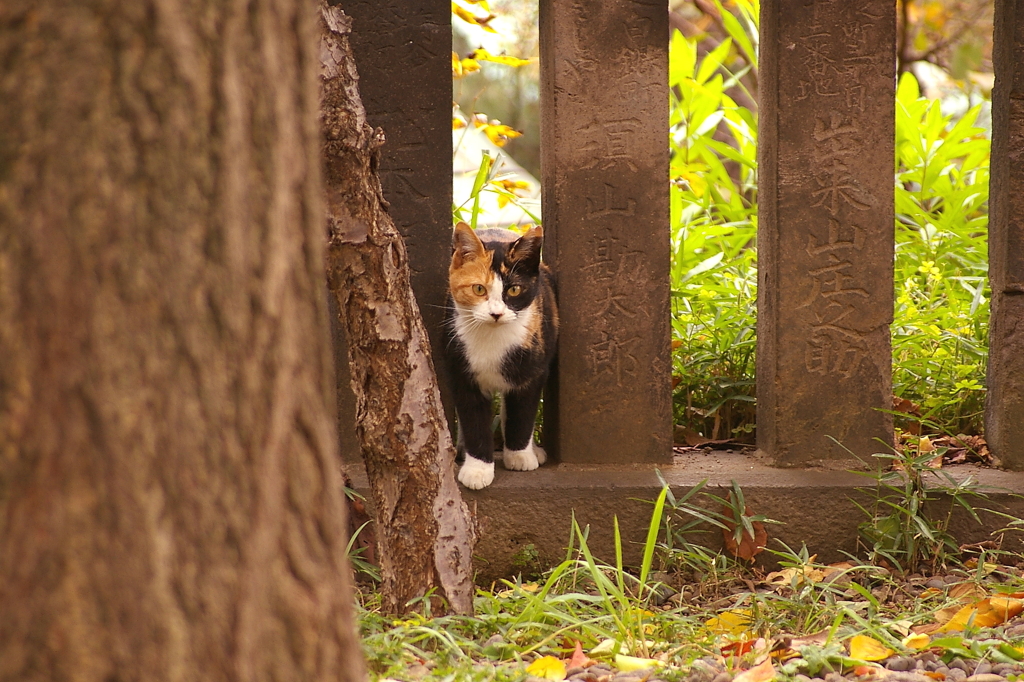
(757, 0), (896, 466)
(333, 0), (454, 460)
(540, 0), (672, 464)
(987, 0), (1024, 469)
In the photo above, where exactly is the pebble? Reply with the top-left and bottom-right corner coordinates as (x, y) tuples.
(825, 672), (846, 682)
(568, 673), (602, 682)
(887, 657), (917, 671)
(994, 664), (1017, 676)
(947, 669), (968, 682)
(974, 663), (993, 675)
(964, 675), (1006, 682)
(1006, 624), (1024, 638)
(566, 667), (586, 677)
(883, 673), (937, 682)
(610, 673), (649, 682)
(923, 660), (941, 672)
(949, 658), (974, 673)
(710, 672), (733, 682)
(926, 578), (946, 589)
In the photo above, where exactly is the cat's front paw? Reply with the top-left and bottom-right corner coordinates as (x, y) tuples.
(504, 442), (542, 471)
(458, 456), (495, 489)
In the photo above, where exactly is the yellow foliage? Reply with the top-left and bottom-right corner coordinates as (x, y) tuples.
(902, 633), (931, 650)
(451, 1), (496, 32)
(452, 52), (480, 78)
(848, 635), (893, 662)
(469, 47), (534, 68)
(525, 656), (566, 681)
(939, 597), (1024, 632)
(706, 609), (752, 636)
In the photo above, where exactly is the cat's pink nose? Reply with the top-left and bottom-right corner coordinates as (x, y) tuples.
(490, 313), (501, 321)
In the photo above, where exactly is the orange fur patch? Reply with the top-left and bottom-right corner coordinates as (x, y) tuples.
(450, 251), (495, 307)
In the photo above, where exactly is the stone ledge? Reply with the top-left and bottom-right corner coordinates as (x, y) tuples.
(345, 451), (1024, 584)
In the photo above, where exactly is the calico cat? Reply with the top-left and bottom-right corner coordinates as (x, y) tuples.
(444, 221), (559, 490)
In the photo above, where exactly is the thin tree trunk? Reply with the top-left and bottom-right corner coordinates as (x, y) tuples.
(0, 2), (365, 681)
(320, 4), (477, 616)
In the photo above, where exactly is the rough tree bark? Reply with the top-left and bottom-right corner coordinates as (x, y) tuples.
(0, 2), (365, 681)
(320, 4), (477, 616)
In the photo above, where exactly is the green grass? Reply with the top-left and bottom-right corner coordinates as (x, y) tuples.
(355, 480), (1024, 682)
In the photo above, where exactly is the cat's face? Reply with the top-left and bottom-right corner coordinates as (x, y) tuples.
(449, 222), (544, 326)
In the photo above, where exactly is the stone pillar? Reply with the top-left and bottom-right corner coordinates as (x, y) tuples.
(335, 0), (454, 462)
(987, 0), (1024, 469)
(757, 0), (895, 466)
(540, 0), (672, 464)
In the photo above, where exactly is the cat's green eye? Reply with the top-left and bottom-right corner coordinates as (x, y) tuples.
(507, 285), (522, 296)
(472, 284), (486, 296)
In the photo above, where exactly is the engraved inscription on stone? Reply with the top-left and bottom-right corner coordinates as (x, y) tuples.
(757, 0), (895, 464)
(541, 0), (670, 463)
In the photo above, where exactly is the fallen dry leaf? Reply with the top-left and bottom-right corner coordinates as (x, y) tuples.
(567, 641), (594, 670)
(732, 657), (776, 682)
(948, 583), (987, 602)
(853, 665), (886, 677)
(526, 656), (567, 681)
(902, 633), (931, 650)
(789, 630), (830, 648)
(849, 635), (893, 661)
(939, 597), (1024, 632)
(706, 610), (753, 637)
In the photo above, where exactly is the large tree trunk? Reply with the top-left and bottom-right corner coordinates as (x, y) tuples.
(0, 2), (365, 681)
(320, 4), (477, 616)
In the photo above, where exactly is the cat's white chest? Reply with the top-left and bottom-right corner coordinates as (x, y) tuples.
(454, 308), (533, 394)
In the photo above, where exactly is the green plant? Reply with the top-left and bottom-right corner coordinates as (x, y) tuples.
(892, 72), (991, 436)
(659, 477), (777, 557)
(669, 20), (760, 442)
(848, 437), (992, 573)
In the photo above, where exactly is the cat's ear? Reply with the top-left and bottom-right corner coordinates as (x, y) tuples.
(452, 221), (485, 267)
(508, 226), (543, 272)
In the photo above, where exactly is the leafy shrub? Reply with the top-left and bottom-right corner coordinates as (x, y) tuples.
(671, 20), (991, 441)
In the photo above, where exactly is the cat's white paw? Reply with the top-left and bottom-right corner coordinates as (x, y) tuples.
(503, 442), (543, 471)
(458, 456), (495, 489)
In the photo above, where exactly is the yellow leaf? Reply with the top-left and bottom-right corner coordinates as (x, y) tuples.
(733, 657), (776, 682)
(496, 193), (510, 209)
(902, 633), (931, 650)
(520, 582), (539, 592)
(452, 116), (466, 130)
(614, 655), (664, 672)
(849, 635), (893, 661)
(451, 2), (497, 32)
(525, 656), (566, 681)
(452, 53), (480, 78)
(481, 123), (522, 147)
(677, 171), (708, 198)
(939, 597), (1024, 632)
(919, 436), (935, 452)
(706, 609), (752, 636)
(468, 47), (534, 67)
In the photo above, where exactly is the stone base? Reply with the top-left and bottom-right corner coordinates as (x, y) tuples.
(344, 451), (1024, 584)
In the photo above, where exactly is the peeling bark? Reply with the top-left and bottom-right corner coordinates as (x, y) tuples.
(0, 2), (365, 680)
(320, 4), (477, 616)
